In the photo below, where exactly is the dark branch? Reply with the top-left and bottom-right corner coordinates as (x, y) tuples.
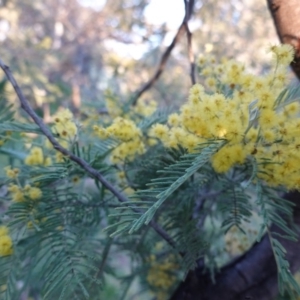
(132, 0), (196, 105)
(184, 22), (196, 85)
(184, 0), (196, 85)
(170, 191), (300, 300)
(0, 58), (176, 250)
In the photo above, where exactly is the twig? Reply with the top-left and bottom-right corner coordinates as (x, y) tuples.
(131, 0), (196, 105)
(184, 23), (196, 85)
(132, 25), (185, 105)
(0, 58), (176, 249)
(184, 0), (196, 85)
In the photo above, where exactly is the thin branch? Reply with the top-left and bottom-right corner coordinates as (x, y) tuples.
(0, 58), (176, 250)
(132, 0), (196, 105)
(184, 23), (196, 85)
(132, 25), (185, 105)
(184, 0), (196, 85)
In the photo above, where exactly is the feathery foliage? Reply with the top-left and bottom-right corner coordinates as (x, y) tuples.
(1, 44), (300, 300)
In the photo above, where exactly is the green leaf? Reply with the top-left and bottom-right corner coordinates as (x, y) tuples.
(0, 121), (42, 133)
(127, 141), (224, 233)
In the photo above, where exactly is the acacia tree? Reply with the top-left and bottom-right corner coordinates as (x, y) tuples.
(171, 2), (300, 299)
(0, 1), (300, 300)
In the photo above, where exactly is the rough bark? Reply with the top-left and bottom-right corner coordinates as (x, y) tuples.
(267, 0), (300, 79)
(170, 191), (300, 300)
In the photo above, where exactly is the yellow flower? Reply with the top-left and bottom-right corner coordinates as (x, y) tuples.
(197, 56), (207, 66)
(24, 184), (31, 192)
(105, 117), (141, 141)
(25, 147), (44, 165)
(147, 138), (158, 146)
(150, 124), (169, 140)
(270, 44), (294, 66)
(213, 93), (226, 110)
(117, 171), (126, 181)
(93, 126), (110, 139)
(205, 77), (217, 90)
(147, 255), (178, 299)
(56, 151), (64, 163)
(28, 187), (42, 200)
(250, 77), (266, 94)
(273, 68), (288, 88)
(7, 184), (19, 193)
(284, 102), (299, 116)
(0, 235), (13, 256)
(224, 126), (244, 143)
(261, 130), (276, 143)
(168, 114), (180, 127)
(189, 83), (204, 96)
(134, 99), (157, 116)
(4, 166), (20, 179)
(52, 109), (77, 143)
(8, 184), (24, 202)
(257, 88), (275, 109)
(231, 144), (248, 164)
(44, 157), (52, 166)
(211, 147), (234, 173)
(182, 135), (198, 152)
(54, 108), (73, 123)
(201, 66), (213, 76)
(259, 109), (277, 128)
(0, 226), (8, 237)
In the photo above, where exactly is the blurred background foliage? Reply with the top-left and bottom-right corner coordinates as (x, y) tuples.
(0, 0), (283, 116)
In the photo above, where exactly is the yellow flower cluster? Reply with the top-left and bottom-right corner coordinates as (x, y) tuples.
(224, 221), (258, 256)
(94, 117), (145, 163)
(52, 108), (78, 146)
(151, 44), (300, 190)
(4, 166), (20, 179)
(147, 254), (178, 300)
(0, 131), (12, 147)
(24, 146), (52, 166)
(270, 44), (295, 66)
(104, 90), (123, 118)
(96, 117), (141, 141)
(8, 184), (42, 202)
(34, 108), (78, 163)
(27, 216), (47, 230)
(134, 99), (157, 117)
(0, 226), (13, 256)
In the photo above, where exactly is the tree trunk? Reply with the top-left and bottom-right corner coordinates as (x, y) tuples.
(267, 0), (300, 79)
(170, 192), (300, 299)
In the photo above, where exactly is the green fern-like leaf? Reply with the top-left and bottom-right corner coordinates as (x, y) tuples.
(0, 121), (41, 133)
(109, 141), (224, 236)
(255, 183), (300, 296)
(220, 185), (252, 233)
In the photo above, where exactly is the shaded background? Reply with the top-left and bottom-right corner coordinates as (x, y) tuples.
(0, 0), (283, 116)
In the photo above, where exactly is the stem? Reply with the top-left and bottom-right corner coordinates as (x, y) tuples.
(0, 58), (176, 250)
